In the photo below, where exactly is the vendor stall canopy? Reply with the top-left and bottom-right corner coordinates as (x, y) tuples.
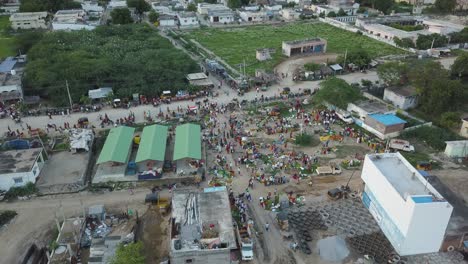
(173, 123), (201, 160)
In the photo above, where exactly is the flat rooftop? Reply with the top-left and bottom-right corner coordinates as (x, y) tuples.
(172, 188), (236, 250)
(283, 38), (326, 46)
(0, 148), (42, 174)
(353, 100), (388, 114)
(368, 153), (443, 200)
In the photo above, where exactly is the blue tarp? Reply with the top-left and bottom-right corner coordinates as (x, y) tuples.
(204, 186), (226, 193)
(0, 57), (17, 73)
(368, 114), (407, 126)
(418, 170), (430, 177)
(5, 139), (30, 150)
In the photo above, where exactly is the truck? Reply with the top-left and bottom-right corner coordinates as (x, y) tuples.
(388, 139), (415, 152)
(336, 110), (354, 124)
(236, 223), (253, 261)
(316, 163), (342, 175)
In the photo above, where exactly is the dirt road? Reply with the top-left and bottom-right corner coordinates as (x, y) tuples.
(0, 188), (153, 264)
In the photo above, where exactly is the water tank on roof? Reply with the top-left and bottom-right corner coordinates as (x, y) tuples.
(10, 70), (16, 75)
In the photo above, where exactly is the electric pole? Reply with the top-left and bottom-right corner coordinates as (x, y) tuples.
(66, 80), (73, 109)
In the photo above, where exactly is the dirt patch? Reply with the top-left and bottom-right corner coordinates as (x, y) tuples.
(136, 206), (170, 264)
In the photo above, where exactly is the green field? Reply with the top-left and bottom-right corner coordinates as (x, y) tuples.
(0, 16), (16, 58)
(186, 22), (405, 75)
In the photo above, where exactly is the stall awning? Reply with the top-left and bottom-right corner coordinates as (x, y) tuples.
(135, 125), (168, 162)
(97, 126), (135, 164)
(173, 123), (201, 160)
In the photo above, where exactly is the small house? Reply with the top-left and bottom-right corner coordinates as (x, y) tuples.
(364, 113), (406, 139)
(383, 86), (418, 110)
(256, 48), (272, 61)
(444, 140), (468, 158)
(208, 10), (235, 24)
(282, 38), (327, 57)
(177, 12), (198, 27)
(0, 148), (46, 191)
(88, 87), (113, 101)
(159, 14), (177, 27)
(239, 10), (267, 22)
(52, 9), (95, 31)
(279, 8), (300, 20)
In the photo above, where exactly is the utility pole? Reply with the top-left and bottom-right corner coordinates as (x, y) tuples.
(430, 38), (435, 50)
(66, 80), (73, 109)
(343, 49), (348, 71)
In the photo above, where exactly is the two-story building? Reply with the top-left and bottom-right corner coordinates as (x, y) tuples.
(9, 12), (48, 30)
(361, 153), (453, 256)
(177, 12), (199, 27)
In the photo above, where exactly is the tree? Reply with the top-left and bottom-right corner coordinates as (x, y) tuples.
(111, 8), (133, 24)
(434, 0), (457, 13)
(327, 11), (337, 17)
(361, 79), (373, 89)
(111, 242), (145, 264)
(377, 61), (409, 86)
(374, 0), (395, 14)
(438, 112), (461, 129)
(148, 10), (159, 23)
(337, 8), (347, 16)
(337, 49), (371, 68)
(393, 37), (415, 48)
(20, 0), (81, 12)
(186, 3), (197, 12)
(15, 31), (45, 54)
(23, 25), (198, 106)
(228, 0), (241, 8)
(127, 0), (150, 15)
(314, 78), (362, 109)
(416, 34), (448, 50)
(449, 27), (468, 44)
(451, 52), (468, 80)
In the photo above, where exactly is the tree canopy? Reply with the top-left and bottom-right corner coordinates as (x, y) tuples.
(434, 0), (457, 13)
(451, 52), (468, 80)
(187, 3), (197, 12)
(314, 78), (362, 109)
(337, 49), (371, 68)
(449, 27), (468, 44)
(304, 62), (321, 72)
(111, 242), (145, 264)
(148, 10), (159, 23)
(127, 0), (150, 15)
(111, 8), (134, 24)
(19, 0), (81, 12)
(415, 34), (448, 50)
(393, 37), (415, 48)
(228, 0), (241, 9)
(377, 61), (409, 86)
(23, 25), (198, 106)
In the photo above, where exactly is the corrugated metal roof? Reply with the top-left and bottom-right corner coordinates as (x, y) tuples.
(173, 123), (201, 160)
(135, 125), (168, 162)
(368, 114), (406, 126)
(97, 126), (135, 164)
(88, 87), (112, 99)
(0, 57), (17, 73)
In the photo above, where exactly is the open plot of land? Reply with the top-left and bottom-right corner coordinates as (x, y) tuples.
(186, 22), (405, 74)
(0, 16), (15, 58)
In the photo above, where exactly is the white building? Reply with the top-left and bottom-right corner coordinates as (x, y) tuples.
(423, 19), (465, 35)
(444, 140), (468, 158)
(208, 10), (235, 24)
(159, 15), (177, 27)
(152, 4), (176, 16)
(9, 12), (48, 30)
(197, 3), (227, 15)
(177, 12), (199, 27)
(107, 0), (127, 9)
(0, 148), (45, 191)
(361, 153), (453, 256)
(239, 10), (267, 22)
(0, 3), (20, 14)
(52, 10), (95, 31)
(383, 86), (418, 110)
(81, 1), (104, 16)
(461, 117), (468, 138)
(280, 8), (301, 20)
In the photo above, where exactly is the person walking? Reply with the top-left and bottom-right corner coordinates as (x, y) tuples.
(265, 223), (270, 232)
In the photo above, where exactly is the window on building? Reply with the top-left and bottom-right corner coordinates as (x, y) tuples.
(13, 177), (23, 184)
(185, 259), (193, 263)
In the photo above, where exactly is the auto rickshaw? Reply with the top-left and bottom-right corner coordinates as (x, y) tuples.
(281, 87), (291, 95)
(78, 117), (89, 128)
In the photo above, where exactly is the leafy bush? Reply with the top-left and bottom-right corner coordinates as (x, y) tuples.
(0, 210), (17, 227)
(5, 182), (38, 199)
(111, 242), (145, 264)
(314, 78), (362, 109)
(401, 126), (462, 150)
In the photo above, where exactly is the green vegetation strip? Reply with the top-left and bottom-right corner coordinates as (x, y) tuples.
(0, 210), (17, 227)
(187, 22), (404, 74)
